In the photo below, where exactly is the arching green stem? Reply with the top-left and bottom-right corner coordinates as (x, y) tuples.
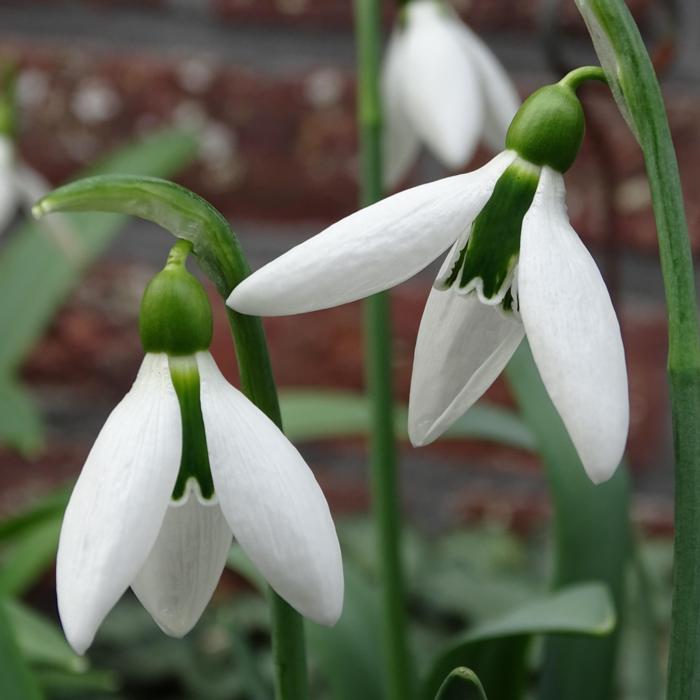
(354, 1), (414, 699)
(558, 66), (607, 91)
(575, 2), (700, 697)
(33, 175), (308, 700)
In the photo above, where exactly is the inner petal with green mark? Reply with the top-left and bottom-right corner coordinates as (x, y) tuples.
(168, 355), (215, 501)
(438, 158), (541, 309)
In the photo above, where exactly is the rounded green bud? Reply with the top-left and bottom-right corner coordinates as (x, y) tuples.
(139, 241), (213, 355)
(505, 84), (585, 173)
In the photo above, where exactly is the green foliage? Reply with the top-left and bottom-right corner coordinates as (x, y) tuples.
(506, 343), (630, 700)
(420, 583), (615, 700)
(278, 390), (536, 451)
(435, 668), (488, 700)
(0, 128), (197, 453)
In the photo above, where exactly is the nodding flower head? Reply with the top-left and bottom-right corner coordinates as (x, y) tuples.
(228, 81), (629, 485)
(382, 0), (520, 188)
(57, 240), (344, 654)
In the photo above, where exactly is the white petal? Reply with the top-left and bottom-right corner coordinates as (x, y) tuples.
(409, 282), (524, 445)
(228, 150), (516, 316)
(381, 31), (421, 189)
(197, 352), (343, 626)
(56, 353), (182, 654)
(0, 136), (17, 233)
(519, 168), (629, 483)
(400, 0), (483, 168)
(453, 21), (520, 153)
(131, 480), (233, 638)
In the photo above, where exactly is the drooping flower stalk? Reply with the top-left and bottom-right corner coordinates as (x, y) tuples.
(574, 2), (700, 697)
(33, 177), (319, 700)
(354, 1), (414, 699)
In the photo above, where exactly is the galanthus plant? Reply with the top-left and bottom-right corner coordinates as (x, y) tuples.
(228, 71), (628, 484)
(57, 240), (343, 654)
(383, 0), (520, 188)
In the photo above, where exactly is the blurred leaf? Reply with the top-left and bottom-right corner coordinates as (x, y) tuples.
(227, 545), (266, 593)
(0, 485), (70, 542)
(421, 583), (615, 700)
(306, 566), (383, 700)
(435, 668), (488, 700)
(35, 668), (118, 696)
(618, 543), (664, 700)
(4, 599), (84, 674)
(279, 390), (536, 450)
(505, 343), (630, 700)
(0, 377), (43, 455)
(0, 513), (61, 595)
(0, 595), (44, 699)
(0, 128), (197, 376)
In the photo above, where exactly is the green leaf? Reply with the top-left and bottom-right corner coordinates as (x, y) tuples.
(421, 582), (615, 700)
(35, 668), (118, 695)
(0, 378), (43, 455)
(435, 668), (488, 700)
(505, 343), (630, 700)
(0, 485), (70, 543)
(0, 128), (197, 376)
(0, 595), (44, 700)
(0, 513), (62, 596)
(306, 567), (383, 700)
(4, 599), (84, 674)
(278, 390), (536, 451)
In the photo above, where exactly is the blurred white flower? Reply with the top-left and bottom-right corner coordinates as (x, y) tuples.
(228, 151), (629, 484)
(382, 0), (520, 188)
(57, 350), (344, 654)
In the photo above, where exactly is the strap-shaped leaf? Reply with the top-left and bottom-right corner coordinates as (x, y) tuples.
(435, 668), (488, 700)
(420, 583), (615, 700)
(506, 343), (630, 700)
(0, 596), (43, 700)
(278, 390), (535, 451)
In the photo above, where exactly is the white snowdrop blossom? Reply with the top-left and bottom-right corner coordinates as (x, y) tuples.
(228, 82), (629, 485)
(382, 0), (519, 188)
(58, 247), (343, 655)
(0, 134), (56, 233)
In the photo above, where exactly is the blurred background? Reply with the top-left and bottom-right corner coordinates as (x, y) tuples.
(0, 0), (698, 697)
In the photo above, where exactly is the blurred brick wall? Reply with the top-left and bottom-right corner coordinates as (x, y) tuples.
(0, 0), (697, 533)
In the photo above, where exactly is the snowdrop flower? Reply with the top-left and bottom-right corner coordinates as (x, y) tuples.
(0, 134), (57, 233)
(228, 78), (629, 484)
(383, 0), (520, 188)
(58, 241), (343, 654)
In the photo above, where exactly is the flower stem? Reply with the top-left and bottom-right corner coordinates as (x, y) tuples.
(353, 2), (413, 699)
(32, 176), (309, 700)
(558, 65), (607, 91)
(575, 2), (700, 696)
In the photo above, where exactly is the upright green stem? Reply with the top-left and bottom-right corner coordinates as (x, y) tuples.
(33, 176), (308, 700)
(354, 2), (413, 699)
(575, 2), (700, 697)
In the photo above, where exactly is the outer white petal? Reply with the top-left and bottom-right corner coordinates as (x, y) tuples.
(409, 282), (524, 446)
(228, 150), (516, 316)
(381, 30), (421, 189)
(519, 168), (629, 483)
(131, 480), (233, 638)
(400, 0), (483, 168)
(197, 352), (343, 626)
(452, 21), (520, 153)
(0, 136), (17, 233)
(56, 353), (182, 654)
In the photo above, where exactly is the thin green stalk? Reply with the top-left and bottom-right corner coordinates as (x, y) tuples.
(33, 176), (308, 700)
(353, 2), (413, 699)
(575, 2), (700, 697)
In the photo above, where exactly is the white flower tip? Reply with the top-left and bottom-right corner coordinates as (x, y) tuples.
(408, 418), (439, 448)
(298, 572), (344, 627)
(60, 617), (95, 656)
(226, 280), (258, 314)
(579, 431), (627, 486)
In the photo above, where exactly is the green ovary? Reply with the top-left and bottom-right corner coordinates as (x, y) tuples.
(168, 355), (215, 500)
(444, 159), (541, 306)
